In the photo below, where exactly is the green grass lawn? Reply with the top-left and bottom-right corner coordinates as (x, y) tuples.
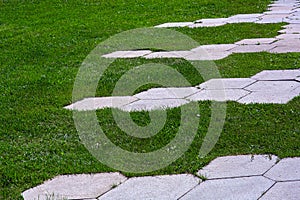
(1, 0), (300, 199)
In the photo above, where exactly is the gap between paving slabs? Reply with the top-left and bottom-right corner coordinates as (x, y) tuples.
(22, 155), (300, 200)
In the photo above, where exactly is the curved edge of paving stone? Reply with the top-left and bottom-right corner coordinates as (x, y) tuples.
(21, 172), (127, 200)
(98, 174), (200, 200)
(197, 154), (279, 179)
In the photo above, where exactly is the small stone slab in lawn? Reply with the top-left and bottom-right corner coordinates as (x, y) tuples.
(22, 173), (127, 200)
(144, 51), (191, 59)
(269, 45), (300, 53)
(197, 155), (278, 179)
(198, 78), (256, 90)
(155, 22), (194, 28)
(237, 91), (298, 104)
(102, 50), (151, 58)
(235, 38), (277, 45)
(251, 69), (300, 80)
(180, 176), (274, 200)
(260, 181), (300, 200)
(230, 44), (276, 53)
(244, 80), (300, 92)
(264, 157), (300, 181)
(98, 174), (200, 200)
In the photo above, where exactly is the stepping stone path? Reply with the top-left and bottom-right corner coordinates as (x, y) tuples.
(65, 69), (300, 111)
(22, 155), (300, 199)
(24, 1), (300, 199)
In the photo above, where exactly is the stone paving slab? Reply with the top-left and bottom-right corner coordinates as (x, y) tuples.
(188, 22), (227, 28)
(183, 51), (232, 60)
(260, 181), (300, 200)
(269, 45), (300, 53)
(134, 87), (199, 100)
(143, 51), (192, 59)
(251, 69), (300, 80)
(237, 91), (298, 104)
(230, 44), (276, 53)
(102, 50), (151, 58)
(191, 44), (237, 52)
(180, 176), (274, 200)
(121, 98), (189, 111)
(186, 89), (250, 102)
(244, 80), (300, 92)
(155, 22), (193, 28)
(64, 96), (138, 111)
(22, 173), (127, 200)
(276, 33), (300, 39)
(198, 78), (256, 90)
(235, 38), (277, 45)
(98, 174), (200, 200)
(197, 155), (278, 179)
(264, 157), (300, 181)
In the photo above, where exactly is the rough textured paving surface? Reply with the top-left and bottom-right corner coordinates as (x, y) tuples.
(22, 155), (300, 200)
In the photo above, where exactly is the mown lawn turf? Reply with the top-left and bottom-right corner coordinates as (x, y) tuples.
(1, 0), (299, 199)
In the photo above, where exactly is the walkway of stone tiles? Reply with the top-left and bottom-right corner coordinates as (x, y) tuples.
(65, 69), (300, 111)
(22, 154), (300, 200)
(103, 0), (300, 60)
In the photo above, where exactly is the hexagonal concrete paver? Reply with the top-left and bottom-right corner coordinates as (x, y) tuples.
(64, 96), (138, 111)
(264, 157), (300, 181)
(251, 69), (300, 80)
(198, 78), (256, 90)
(121, 98), (189, 111)
(134, 87), (200, 100)
(98, 174), (200, 200)
(22, 173), (127, 200)
(260, 181), (300, 200)
(244, 80), (300, 92)
(180, 176), (274, 200)
(102, 50), (151, 58)
(186, 89), (249, 102)
(197, 155), (278, 179)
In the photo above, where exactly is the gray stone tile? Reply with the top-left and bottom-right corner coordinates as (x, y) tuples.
(191, 44), (237, 52)
(186, 89), (250, 102)
(102, 50), (151, 58)
(155, 22), (194, 28)
(121, 98), (189, 111)
(244, 80), (300, 92)
(198, 78), (256, 90)
(235, 38), (277, 45)
(228, 13), (264, 19)
(184, 51), (232, 60)
(180, 176), (274, 200)
(278, 28), (300, 34)
(269, 45), (300, 53)
(276, 33), (300, 39)
(64, 96), (138, 111)
(264, 157), (300, 181)
(251, 69), (300, 80)
(260, 181), (300, 200)
(226, 17), (259, 23)
(271, 38), (300, 47)
(255, 15), (288, 23)
(268, 6), (295, 11)
(194, 18), (228, 24)
(197, 155), (278, 179)
(134, 87), (200, 100)
(264, 10), (295, 14)
(188, 22), (226, 28)
(237, 91), (298, 104)
(22, 173), (127, 200)
(230, 44), (276, 53)
(143, 51), (191, 59)
(98, 174), (200, 200)
(283, 18), (300, 23)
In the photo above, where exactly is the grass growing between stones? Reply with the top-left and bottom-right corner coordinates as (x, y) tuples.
(1, 0), (300, 199)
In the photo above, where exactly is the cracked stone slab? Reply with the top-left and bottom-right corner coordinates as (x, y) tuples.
(244, 80), (300, 92)
(22, 173), (127, 200)
(98, 174), (200, 200)
(237, 90), (299, 104)
(197, 155), (278, 179)
(260, 181), (300, 200)
(121, 98), (189, 111)
(64, 96), (138, 111)
(251, 69), (300, 80)
(183, 51), (232, 60)
(143, 51), (192, 59)
(264, 157), (300, 181)
(102, 50), (151, 58)
(134, 87), (199, 100)
(198, 78), (256, 90)
(235, 38), (277, 45)
(230, 44), (276, 53)
(155, 22), (194, 28)
(186, 89), (250, 102)
(180, 176), (274, 200)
